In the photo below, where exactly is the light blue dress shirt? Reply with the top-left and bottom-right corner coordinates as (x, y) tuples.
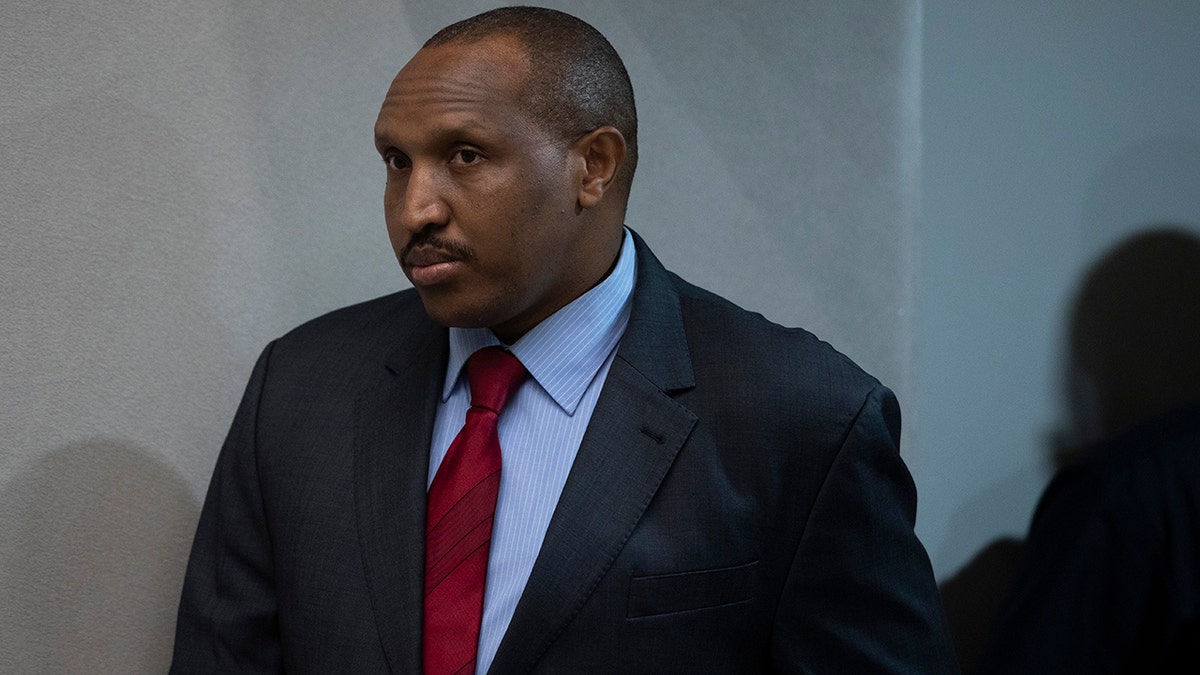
(427, 230), (636, 674)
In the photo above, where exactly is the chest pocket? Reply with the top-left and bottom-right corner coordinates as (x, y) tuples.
(626, 560), (759, 619)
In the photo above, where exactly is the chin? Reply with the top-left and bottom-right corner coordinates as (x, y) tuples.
(416, 292), (491, 330)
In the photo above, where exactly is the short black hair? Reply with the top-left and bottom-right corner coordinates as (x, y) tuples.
(425, 6), (638, 196)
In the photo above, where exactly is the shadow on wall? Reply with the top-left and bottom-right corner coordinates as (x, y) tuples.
(940, 226), (1200, 673)
(0, 440), (198, 673)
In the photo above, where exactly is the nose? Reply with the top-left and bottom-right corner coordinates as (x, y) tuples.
(391, 163), (450, 234)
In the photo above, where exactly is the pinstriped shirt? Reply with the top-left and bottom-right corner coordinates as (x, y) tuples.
(427, 230), (636, 674)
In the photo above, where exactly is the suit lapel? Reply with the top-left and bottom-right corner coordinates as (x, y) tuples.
(489, 232), (698, 673)
(352, 310), (447, 673)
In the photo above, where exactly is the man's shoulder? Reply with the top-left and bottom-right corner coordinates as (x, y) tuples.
(279, 289), (423, 340)
(635, 267), (900, 480)
(667, 270), (882, 397)
(628, 231), (880, 401)
(266, 288), (431, 367)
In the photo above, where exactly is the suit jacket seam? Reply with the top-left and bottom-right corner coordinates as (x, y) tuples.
(251, 339), (280, 562)
(769, 384), (878, 639)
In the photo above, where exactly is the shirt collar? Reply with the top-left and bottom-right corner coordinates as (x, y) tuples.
(443, 229), (637, 414)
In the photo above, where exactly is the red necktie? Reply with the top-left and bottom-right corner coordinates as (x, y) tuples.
(423, 347), (527, 675)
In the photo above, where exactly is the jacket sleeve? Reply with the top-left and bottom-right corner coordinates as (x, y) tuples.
(171, 343), (283, 674)
(770, 385), (959, 674)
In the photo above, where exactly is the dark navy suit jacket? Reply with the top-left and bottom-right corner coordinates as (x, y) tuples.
(171, 232), (956, 673)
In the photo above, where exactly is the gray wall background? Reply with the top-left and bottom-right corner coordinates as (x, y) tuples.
(2, 1), (917, 670)
(917, 0), (1200, 581)
(5, 0), (1199, 671)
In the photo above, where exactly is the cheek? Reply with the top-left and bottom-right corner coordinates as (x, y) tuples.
(382, 210), (404, 255)
(465, 159), (574, 272)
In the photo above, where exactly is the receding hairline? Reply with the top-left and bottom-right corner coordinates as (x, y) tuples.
(408, 33), (537, 99)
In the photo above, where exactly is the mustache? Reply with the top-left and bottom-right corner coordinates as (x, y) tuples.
(401, 229), (475, 262)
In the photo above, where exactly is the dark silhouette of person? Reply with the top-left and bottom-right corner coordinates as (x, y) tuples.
(977, 226), (1200, 673)
(939, 536), (1024, 672)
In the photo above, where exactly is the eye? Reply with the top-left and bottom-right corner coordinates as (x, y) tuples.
(382, 152), (409, 171)
(451, 148), (483, 165)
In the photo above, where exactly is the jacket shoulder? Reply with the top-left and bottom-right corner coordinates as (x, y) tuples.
(277, 289), (424, 344)
(663, 271), (894, 456)
(263, 289), (423, 356)
(669, 272), (882, 399)
(260, 289), (435, 382)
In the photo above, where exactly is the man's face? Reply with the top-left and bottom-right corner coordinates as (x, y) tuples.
(374, 37), (598, 343)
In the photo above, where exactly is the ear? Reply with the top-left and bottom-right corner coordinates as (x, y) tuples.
(573, 126), (627, 211)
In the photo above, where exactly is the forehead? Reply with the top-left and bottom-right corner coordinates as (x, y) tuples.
(375, 37), (535, 144)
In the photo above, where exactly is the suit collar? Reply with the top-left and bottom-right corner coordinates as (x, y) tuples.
(613, 229), (695, 393)
(355, 306), (446, 674)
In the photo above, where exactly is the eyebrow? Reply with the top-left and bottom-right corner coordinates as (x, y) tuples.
(374, 119), (498, 155)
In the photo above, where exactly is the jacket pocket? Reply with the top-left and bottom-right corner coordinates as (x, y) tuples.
(626, 560), (759, 619)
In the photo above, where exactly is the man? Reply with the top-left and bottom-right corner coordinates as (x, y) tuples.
(172, 7), (954, 673)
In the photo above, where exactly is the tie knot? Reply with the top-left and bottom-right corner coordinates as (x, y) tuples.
(465, 347), (527, 414)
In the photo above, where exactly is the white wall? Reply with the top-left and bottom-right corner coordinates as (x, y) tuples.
(0, 1), (918, 670)
(917, 1), (1200, 579)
